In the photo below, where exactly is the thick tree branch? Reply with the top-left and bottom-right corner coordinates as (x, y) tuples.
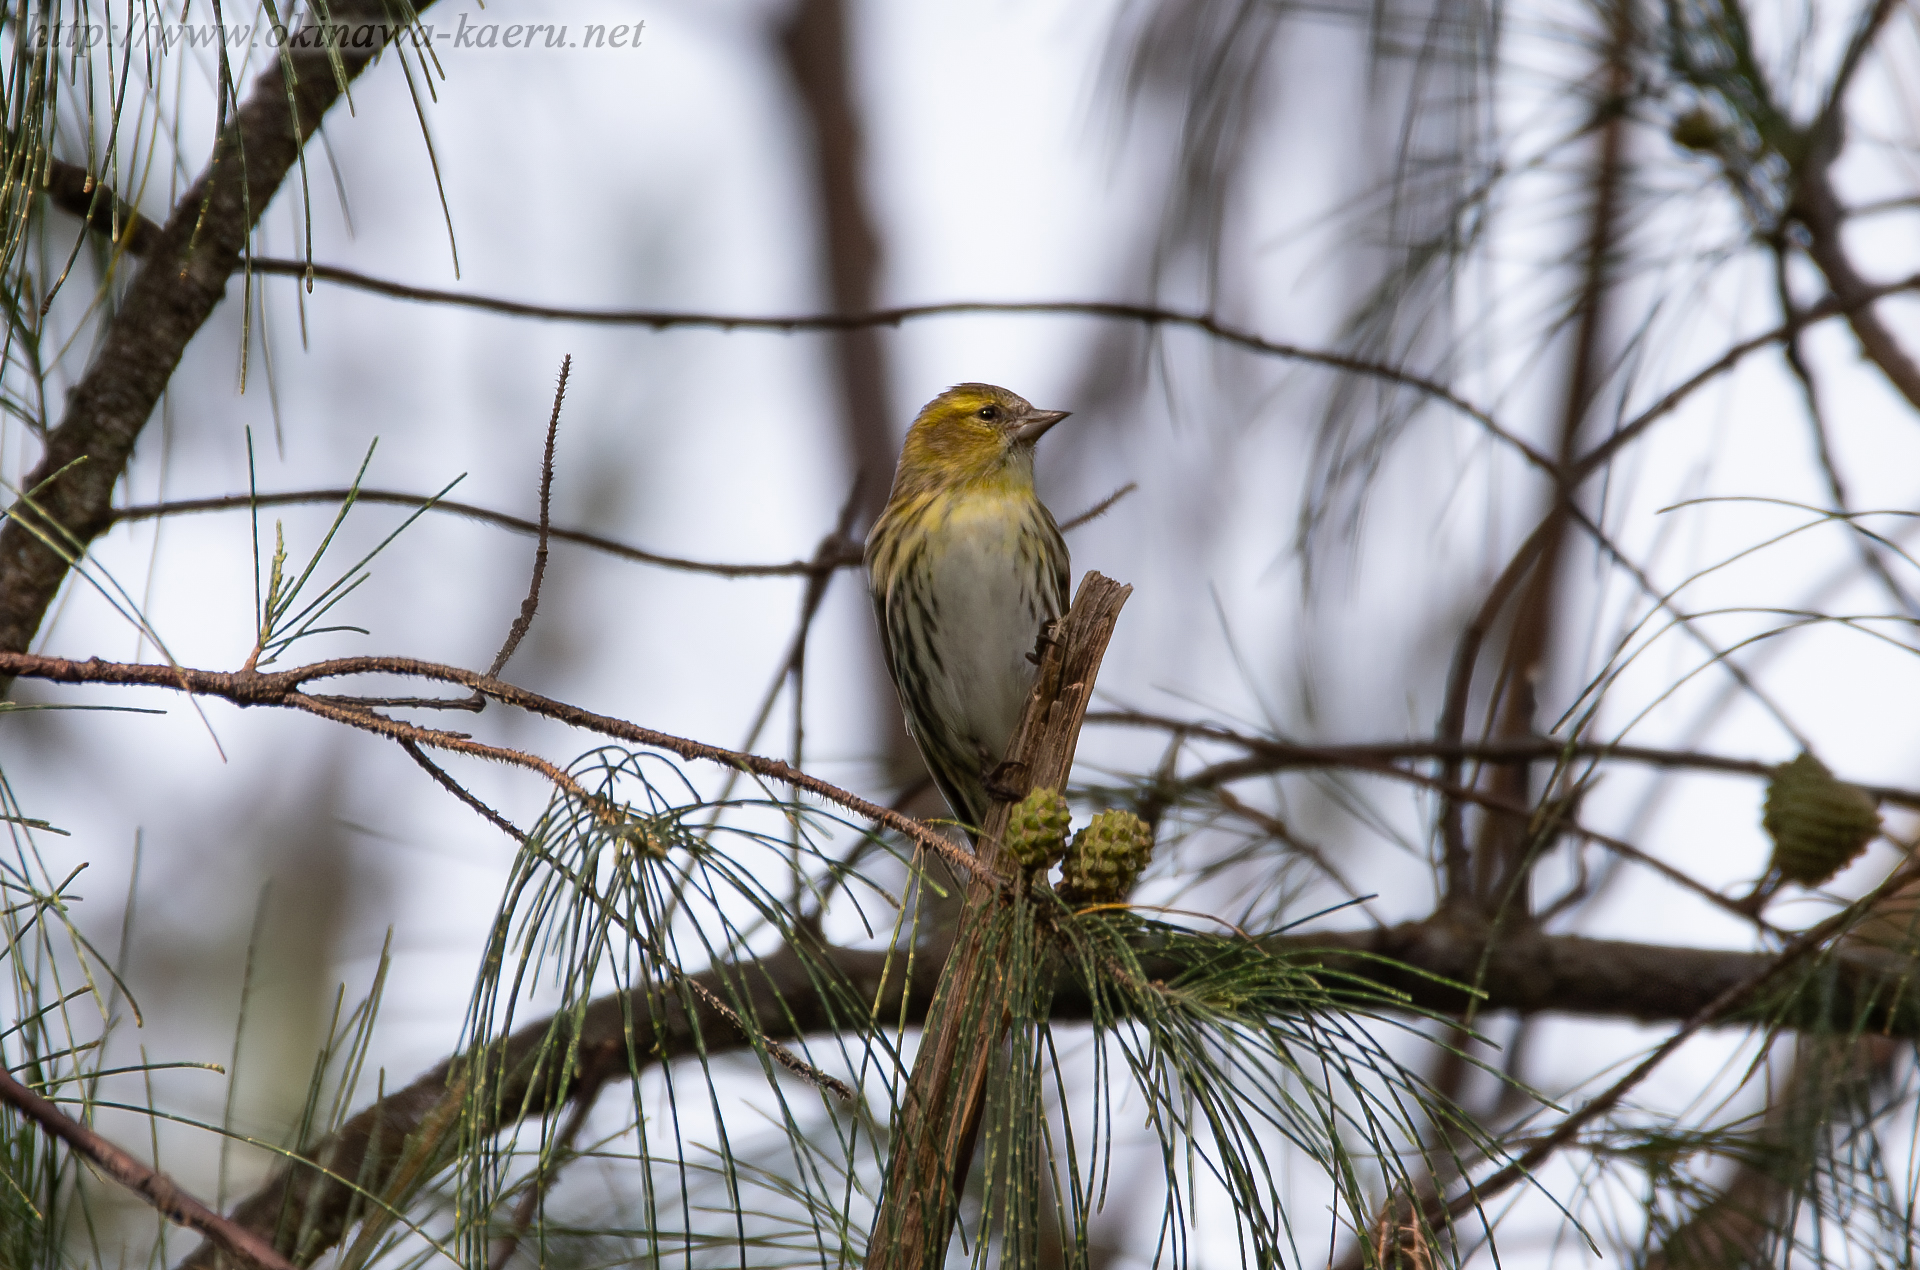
(170, 907), (1920, 1268)
(0, 2), (433, 673)
(176, 939), (930, 1270)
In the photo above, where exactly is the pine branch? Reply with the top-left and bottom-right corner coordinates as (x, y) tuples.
(864, 573), (1129, 1269)
(0, 1), (438, 675)
(0, 1066), (297, 1270)
(174, 939), (928, 1270)
(164, 911), (1920, 1266)
(0, 648), (987, 881)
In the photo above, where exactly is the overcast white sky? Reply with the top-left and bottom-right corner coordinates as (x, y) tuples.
(6, 0), (1920, 1262)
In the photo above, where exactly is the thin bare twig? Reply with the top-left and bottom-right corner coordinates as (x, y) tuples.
(262, 274), (1555, 470)
(1058, 481), (1137, 532)
(1573, 272), (1920, 480)
(1090, 712), (1920, 810)
(0, 1065), (297, 1270)
(1792, 167), (1920, 413)
(0, 650), (986, 882)
(111, 490), (858, 579)
(398, 738), (527, 843)
(1769, 243), (1919, 618)
(679, 973), (855, 1102)
(1782, 0), (1920, 411)
(239, 263), (1917, 479)
(483, 357), (570, 682)
(38, 147), (1920, 503)
(109, 481), (1129, 584)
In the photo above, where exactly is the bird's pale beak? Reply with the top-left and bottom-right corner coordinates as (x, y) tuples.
(1011, 409), (1070, 444)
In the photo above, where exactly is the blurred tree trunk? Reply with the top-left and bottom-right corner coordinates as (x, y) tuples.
(1455, 0), (1631, 921)
(778, 0), (930, 802)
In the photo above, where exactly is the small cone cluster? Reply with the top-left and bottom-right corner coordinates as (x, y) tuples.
(1058, 809), (1155, 905)
(1004, 787), (1074, 870)
(997, 793), (1156, 904)
(1763, 752), (1881, 887)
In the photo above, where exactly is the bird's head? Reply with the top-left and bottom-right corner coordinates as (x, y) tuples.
(893, 383), (1069, 495)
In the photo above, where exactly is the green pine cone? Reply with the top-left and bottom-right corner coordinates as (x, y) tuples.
(1004, 787), (1073, 870)
(1059, 809), (1154, 903)
(1763, 752), (1881, 887)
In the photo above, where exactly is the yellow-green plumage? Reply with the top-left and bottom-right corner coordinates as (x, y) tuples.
(866, 384), (1071, 834)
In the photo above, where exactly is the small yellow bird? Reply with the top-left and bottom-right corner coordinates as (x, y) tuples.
(865, 384), (1071, 834)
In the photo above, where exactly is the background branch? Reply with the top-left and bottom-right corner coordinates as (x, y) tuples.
(0, 1065), (296, 1270)
(168, 909), (1920, 1267)
(1094, 712), (1920, 810)
(0, 1), (437, 675)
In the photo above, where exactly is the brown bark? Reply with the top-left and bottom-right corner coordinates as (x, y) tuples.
(0, 1065), (296, 1270)
(177, 939), (929, 1270)
(0, 3), (430, 673)
(166, 905), (1920, 1267)
(864, 573), (1131, 1270)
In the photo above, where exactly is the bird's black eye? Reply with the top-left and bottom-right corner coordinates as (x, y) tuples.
(978, 405), (1001, 421)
